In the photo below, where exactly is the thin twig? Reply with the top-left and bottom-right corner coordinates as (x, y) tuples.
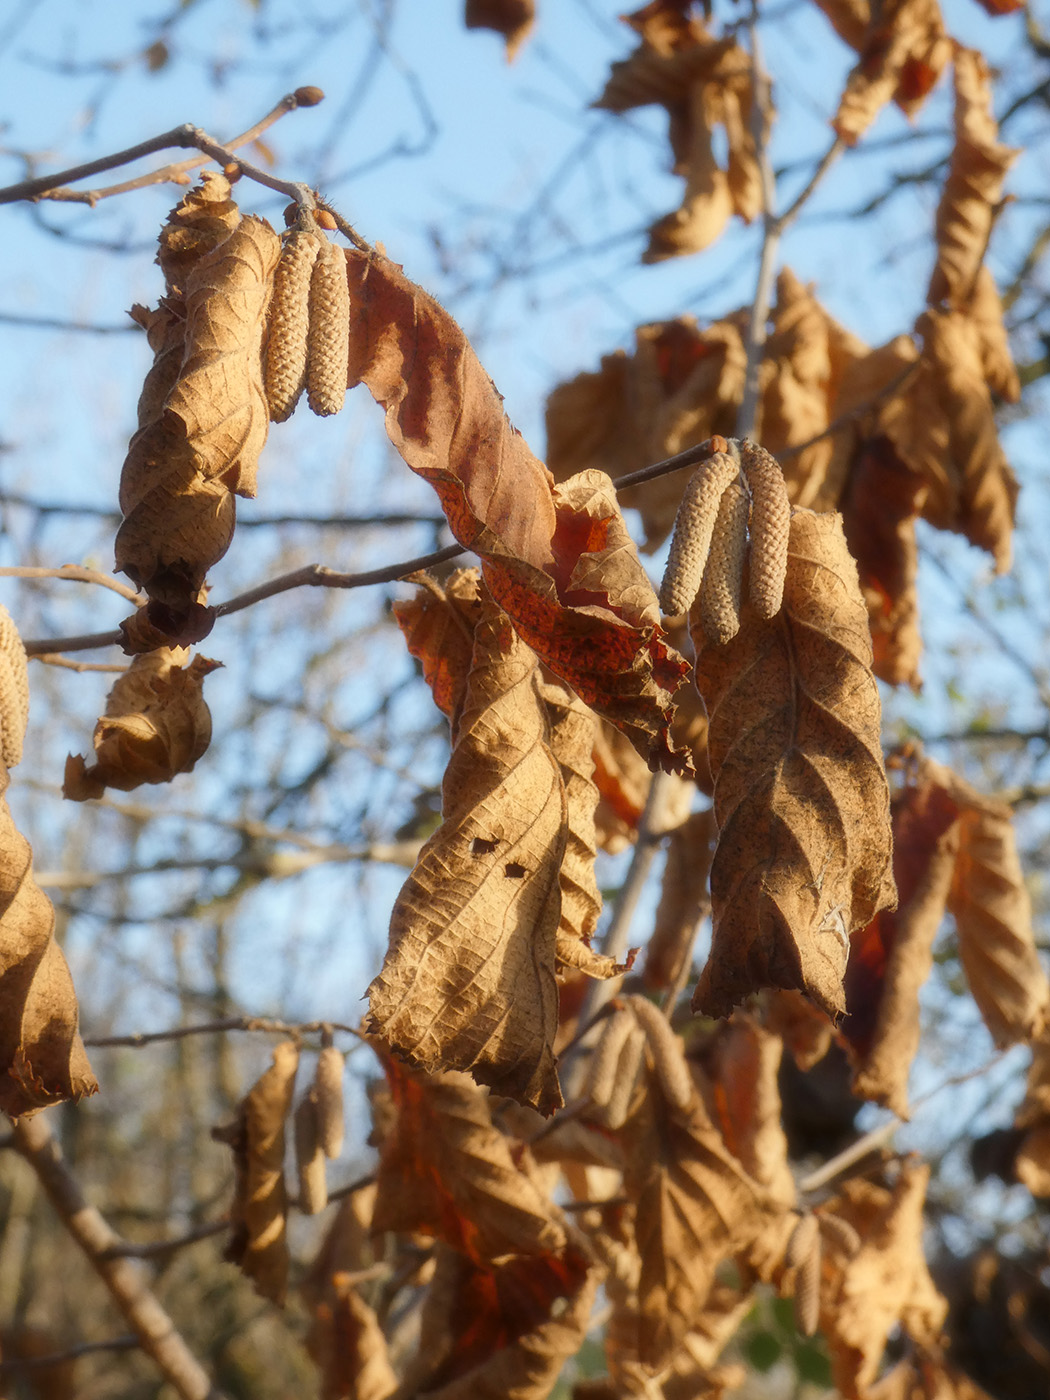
(31, 654), (128, 673)
(84, 1015), (364, 1049)
(0, 564), (143, 603)
(11, 1114), (223, 1400)
(0, 1335), (139, 1370)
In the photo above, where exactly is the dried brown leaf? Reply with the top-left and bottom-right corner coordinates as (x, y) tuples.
(881, 308), (1017, 570)
(644, 82), (734, 263)
(692, 509), (895, 1022)
(117, 208), (281, 622)
(820, 1161), (948, 1398)
(372, 1059), (566, 1261)
(938, 763), (1050, 1047)
(213, 1040), (299, 1305)
(306, 1279), (396, 1400)
(928, 48), (1020, 309)
(63, 648), (220, 800)
(394, 569), (482, 741)
(622, 1069), (775, 1369)
(464, 0), (536, 61)
(368, 589), (564, 1111)
(833, 0), (950, 145)
(156, 170), (241, 291)
(968, 264), (1020, 403)
(843, 768), (961, 1115)
(841, 435), (926, 687)
(593, 718), (653, 854)
(346, 248), (689, 770)
(763, 989), (834, 1070)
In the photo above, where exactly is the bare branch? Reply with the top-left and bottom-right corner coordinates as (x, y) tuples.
(83, 1015), (365, 1049)
(0, 563), (143, 604)
(0, 1335), (139, 1370)
(11, 1113), (223, 1400)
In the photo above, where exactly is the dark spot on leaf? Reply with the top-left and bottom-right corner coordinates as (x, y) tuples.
(471, 837), (498, 856)
(505, 862), (526, 879)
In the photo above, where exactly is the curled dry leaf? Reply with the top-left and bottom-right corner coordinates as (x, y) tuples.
(212, 1040), (299, 1305)
(763, 989), (834, 1071)
(880, 307), (1016, 571)
(117, 187), (281, 633)
(399, 1241), (595, 1400)
(831, 0), (950, 146)
(367, 586), (564, 1112)
(843, 768), (961, 1115)
(394, 568), (481, 740)
(0, 611), (97, 1118)
(643, 806), (715, 993)
(928, 48), (1020, 310)
(934, 760), (1049, 1047)
(1014, 1029), (1050, 1196)
(63, 648), (220, 801)
(692, 509), (895, 1022)
(841, 435), (927, 688)
(371, 1058), (566, 1262)
(464, 0), (536, 62)
(592, 718), (652, 853)
(819, 1161), (948, 1399)
(621, 1054), (777, 1369)
(306, 1278), (396, 1400)
(540, 677), (621, 979)
(345, 247), (689, 771)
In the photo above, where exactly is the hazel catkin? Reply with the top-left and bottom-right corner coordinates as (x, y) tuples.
(658, 451), (741, 616)
(739, 439), (790, 619)
(698, 479), (749, 645)
(0, 604), (29, 769)
(306, 236), (351, 417)
(264, 229), (323, 422)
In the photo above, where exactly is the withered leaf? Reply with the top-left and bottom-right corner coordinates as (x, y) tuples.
(464, 0), (536, 61)
(399, 1241), (595, 1400)
(213, 1040), (299, 1305)
(968, 265), (1020, 404)
(936, 761), (1049, 1047)
(592, 717), (652, 854)
(692, 509), (896, 1022)
(540, 677), (620, 979)
(820, 1161), (948, 1399)
(63, 648), (220, 800)
(843, 767), (961, 1115)
(881, 308), (1017, 570)
(868, 1350), (998, 1400)
(156, 170), (241, 291)
(621, 1061), (776, 1370)
(345, 248), (688, 769)
(928, 47), (1020, 310)
(832, 0), (950, 146)
(1015, 1029), (1050, 1196)
(841, 434), (926, 688)
(371, 1059), (566, 1261)
(0, 611), (96, 1118)
(394, 569), (481, 740)
(763, 989), (834, 1071)
(368, 588), (564, 1112)
(117, 197), (281, 626)
(306, 1279), (396, 1400)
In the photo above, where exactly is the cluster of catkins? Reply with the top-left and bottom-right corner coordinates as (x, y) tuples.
(658, 436), (791, 642)
(264, 214), (350, 421)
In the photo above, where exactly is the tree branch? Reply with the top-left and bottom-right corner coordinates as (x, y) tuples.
(83, 1014), (364, 1049)
(0, 564), (143, 604)
(11, 1113), (223, 1400)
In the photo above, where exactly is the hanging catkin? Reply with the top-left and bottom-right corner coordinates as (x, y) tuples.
(265, 229), (323, 422)
(739, 439), (790, 619)
(294, 1094), (328, 1215)
(306, 237), (351, 416)
(658, 451), (740, 616)
(0, 605), (29, 769)
(698, 479), (749, 645)
(313, 1045), (345, 1159)
(624, 994), (694, 1112)
(582, 1007), (635, 1111)
(602, 1024), (647, 1129)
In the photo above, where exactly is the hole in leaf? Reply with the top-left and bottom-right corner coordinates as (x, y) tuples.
(505, 862), (526, 879)
(471, 837), (498, 856)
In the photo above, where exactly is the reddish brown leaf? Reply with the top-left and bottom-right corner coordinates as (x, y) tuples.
(394, 569), (482, 740)
(371, 1059), (566, 1262)
(399, 1241), (595, 1399)
(306, 1280), (396, 1400)
(843, 768), (961, 1115)
(841, 435), (926, 687)
(346, 248), (689, 769)
(832, 0), (950, 145)
(643, 807), (715, 993)
(692, 510), (896, 1022)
